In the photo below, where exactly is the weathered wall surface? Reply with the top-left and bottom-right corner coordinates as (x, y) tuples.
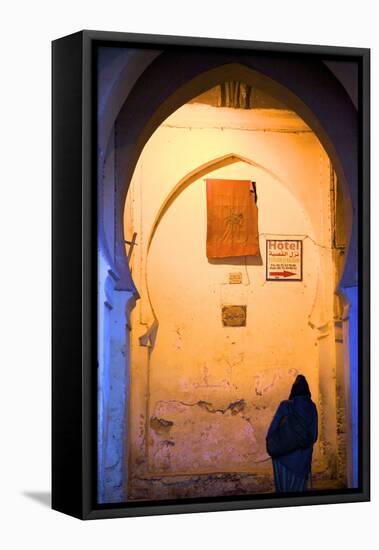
(124, 103), (343, 499)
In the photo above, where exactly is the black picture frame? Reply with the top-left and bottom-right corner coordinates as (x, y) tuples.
(52, 30), (370, 520)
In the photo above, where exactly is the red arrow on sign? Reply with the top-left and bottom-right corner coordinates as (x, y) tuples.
(269, 270), (296, 278)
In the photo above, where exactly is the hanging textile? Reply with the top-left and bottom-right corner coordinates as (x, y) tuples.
(206, 178), (259, 258)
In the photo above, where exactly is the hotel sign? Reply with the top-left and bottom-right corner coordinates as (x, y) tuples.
(266, 239), (303, 281)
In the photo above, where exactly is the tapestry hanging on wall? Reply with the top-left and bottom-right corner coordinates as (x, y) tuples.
(206, 178), (260, 258)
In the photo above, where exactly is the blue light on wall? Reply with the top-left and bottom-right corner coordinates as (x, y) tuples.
(345, 285), (358, 488)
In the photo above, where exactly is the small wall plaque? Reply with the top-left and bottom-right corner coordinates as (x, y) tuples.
(229, 272), (242, 284)
(222, 305), (247, 326)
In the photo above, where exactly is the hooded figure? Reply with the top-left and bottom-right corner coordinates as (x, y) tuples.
(266, 375), (318, 492)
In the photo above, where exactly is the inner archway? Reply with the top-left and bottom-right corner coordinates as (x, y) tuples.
(123, 91), (350, 499)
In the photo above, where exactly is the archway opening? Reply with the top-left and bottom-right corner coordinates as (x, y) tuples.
(121, 77), (352, 500)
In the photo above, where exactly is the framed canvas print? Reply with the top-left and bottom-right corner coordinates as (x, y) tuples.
(52, 30), (370, 519)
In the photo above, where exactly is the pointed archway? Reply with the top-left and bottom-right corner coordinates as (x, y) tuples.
(97, 52), (359, 501)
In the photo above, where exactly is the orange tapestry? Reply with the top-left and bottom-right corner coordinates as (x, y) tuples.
(206, 179), (260, 259)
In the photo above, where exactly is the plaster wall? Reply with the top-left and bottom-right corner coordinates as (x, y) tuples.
(124, 102), (340, 497)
